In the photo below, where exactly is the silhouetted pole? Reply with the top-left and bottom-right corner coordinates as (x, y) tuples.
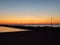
(51, 17), (53, 27)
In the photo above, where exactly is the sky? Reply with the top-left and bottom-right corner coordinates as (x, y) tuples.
(0, 0), (60, 24)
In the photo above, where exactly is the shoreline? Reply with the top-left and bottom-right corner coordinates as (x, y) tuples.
(0, 24), (60, 31)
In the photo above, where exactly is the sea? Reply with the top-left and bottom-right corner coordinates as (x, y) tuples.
(15, 24), (60, 27)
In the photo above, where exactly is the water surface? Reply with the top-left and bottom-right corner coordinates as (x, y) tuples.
(0, 26), (29, 33)
(23, 24), (60, 27)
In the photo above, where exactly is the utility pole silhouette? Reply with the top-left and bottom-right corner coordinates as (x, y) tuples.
(51, 17), (53, 27)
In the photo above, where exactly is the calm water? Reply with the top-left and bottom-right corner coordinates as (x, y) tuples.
(0, 26), (29, 33)
(19, 24), (60, 27)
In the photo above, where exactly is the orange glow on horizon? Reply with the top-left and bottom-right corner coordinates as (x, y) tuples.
(0, 19), (60, 24)
(0, 14), (60, 24)
(0, 1), (60, 25)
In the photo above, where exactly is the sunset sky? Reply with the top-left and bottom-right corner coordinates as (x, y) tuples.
(0, 0), (60, 24)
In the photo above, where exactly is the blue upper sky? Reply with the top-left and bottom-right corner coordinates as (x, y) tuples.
(0, 0), (60, 13)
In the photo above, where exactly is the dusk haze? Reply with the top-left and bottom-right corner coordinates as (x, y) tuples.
(0, 0), (60, 45)
(0, 0), (60, 24)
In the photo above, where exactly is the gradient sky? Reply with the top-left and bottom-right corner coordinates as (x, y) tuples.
(0, 0), (60, 24)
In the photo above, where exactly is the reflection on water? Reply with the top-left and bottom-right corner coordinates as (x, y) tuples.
(0, 26), (29, 33)
(23, 24), (60, 27)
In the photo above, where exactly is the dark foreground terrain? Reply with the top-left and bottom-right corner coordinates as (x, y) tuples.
(0, 24), (60, 45)
(0, 31), (60, 45)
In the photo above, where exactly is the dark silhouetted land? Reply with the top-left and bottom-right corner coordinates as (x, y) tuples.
(0, 24), (60, 31)
(0, 24), (60, 45)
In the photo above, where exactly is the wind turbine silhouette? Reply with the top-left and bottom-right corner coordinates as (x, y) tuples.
(51, 17), (53, 27)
